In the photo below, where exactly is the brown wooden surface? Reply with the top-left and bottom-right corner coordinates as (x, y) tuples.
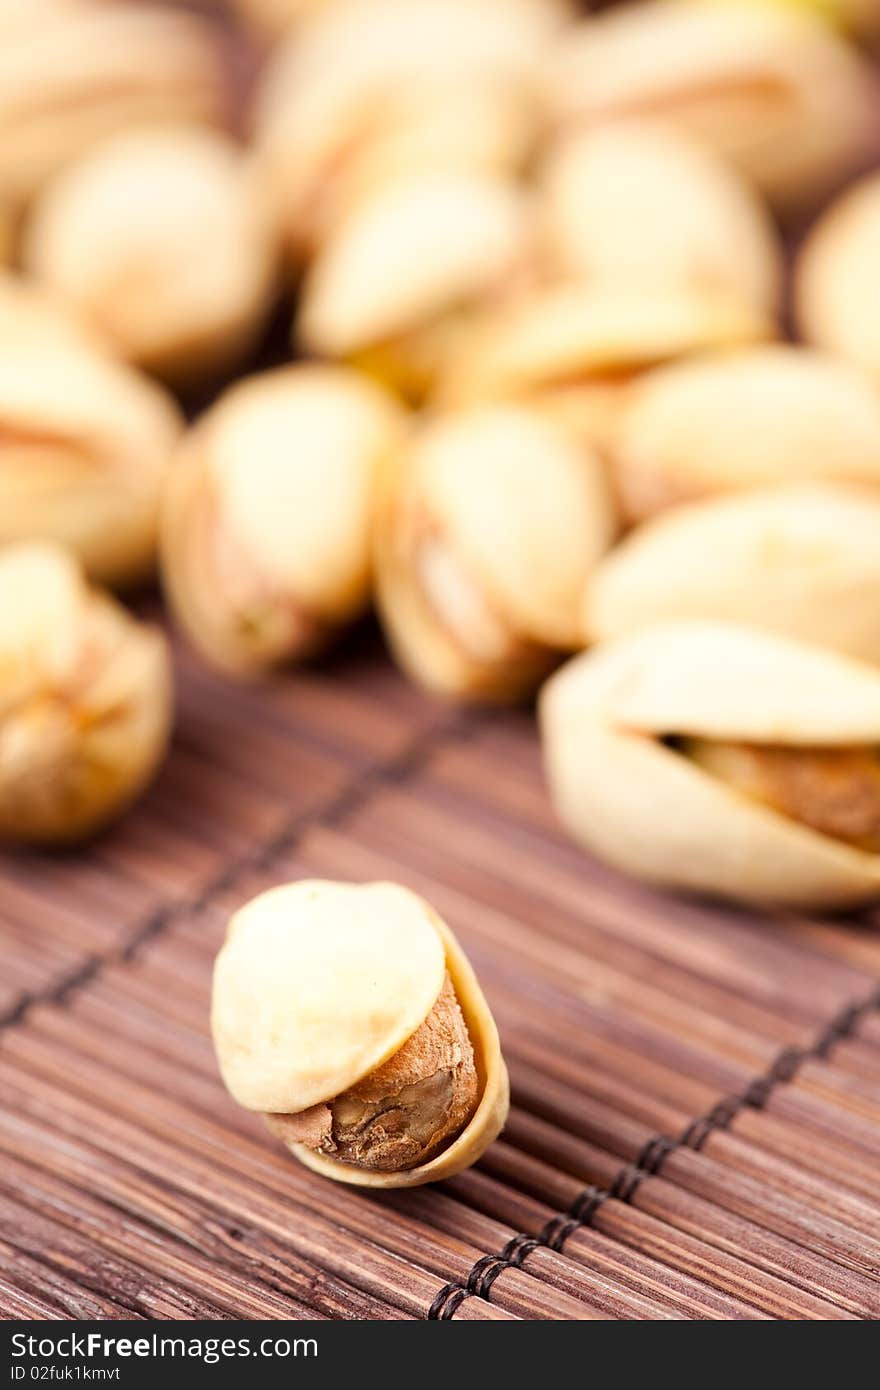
(3, 0), (880, 1324)
(1, 616), (879, 1320)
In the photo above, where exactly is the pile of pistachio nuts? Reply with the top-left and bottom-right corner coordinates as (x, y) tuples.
(2, 0), (880, 913)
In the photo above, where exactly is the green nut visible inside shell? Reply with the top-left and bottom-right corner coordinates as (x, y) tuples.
(211, 879), (509, 1188)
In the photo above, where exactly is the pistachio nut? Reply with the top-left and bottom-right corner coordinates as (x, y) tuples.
(296, 170), (533, 400)
(212, 879), (509, 1187)
(374, 404), (616, 702)
(615, 345), (880, 523)
(0, 542), (172, 845)
(0, 318), (182, 587)
(540, 620), (880, 908)
(161, 365), (405, 677)
(547, 1), (875, 208)
(437, 281), (770, 454)
(23, 127), (279, 387)
(540, 119), (782, 313)
(0, 1), (225, 213)
(795, 172), (880, 388)
(254, 0), (559, 254)
(587, 482), (880, 664)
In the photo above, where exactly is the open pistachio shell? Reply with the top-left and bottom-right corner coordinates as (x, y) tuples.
(254, 0), (560, 255)
(0, 320), (182, 587)
(540, 620), (880, 907)
(0, 542), (172, 845)
(23, 127), (279, 387)
(296, 170), (532, 398)
(795, 172), (880, 387)
(615, 345), (880, 523)
(211, 879), (509, 1188)
(375, 405), (616, 701)
(0, 1), (225, 213)
(161, 365), (405, 677)
(547, 1), (875, 209)
(587, 482), (880, 663)
(437, 282), (770, 452)
(541, 119), (782, 313)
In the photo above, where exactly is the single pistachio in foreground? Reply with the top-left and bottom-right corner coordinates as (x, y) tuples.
(23, 127), (279, 387)
(540, 119), (782, 314)
(795, 172), (880, 388)
(546, 0), (875, 210)
(0, 309), (183, 587)
(0, 542), (172, 845)
(211, 879), (509, 1187)
(586, 482), (880, 665)
(540, 620), (880, 908)
(161, 365), (405, 677)
(374, 404), (616, 702)
(296, 169), (533, 401)
(614, 345), (880, 524)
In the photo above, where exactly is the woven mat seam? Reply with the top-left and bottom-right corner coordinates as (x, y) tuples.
(430, 980), (880, 1319)
(0, 710), (472, 1035)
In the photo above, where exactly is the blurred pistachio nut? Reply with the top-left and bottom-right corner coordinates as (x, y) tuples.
(547, 1), (875, 208)
(0, 1), (225, 212)
(616, 345), (880, 523)
(161, 365), (404, 677)
(375, 405), (616, 702)
(795, 173), (880, 387)
(0, 543), (172, 845)
(541, 119), (782, 313)
(437, 282), (770, 453)
(0, 327), (182, 587)
(296, 171), (533, 400)
(540, 621), (880, 907)
(212, 879), (509, 1187)
(587, 483), (880, 663)
(255, 0), (565, 254)
(23, 127), (279, 386)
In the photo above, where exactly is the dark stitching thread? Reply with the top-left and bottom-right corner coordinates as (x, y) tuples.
(430, 980), (880, 1318)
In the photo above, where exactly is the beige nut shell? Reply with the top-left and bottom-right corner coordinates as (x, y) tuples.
(375, 406), (616, 700)
(254, 0), (562, 253)
(438, 282), (771, 415)
(0, 327), (182, 587)
(0, 1), (225, 211)
(547, 2), (875, 208)
(587, 482), (880, 664)
(212, 879), (509, 1188)
(297, 171), (531, 358)
(795, 172), (880, 386)
(23, 127), (279, 385)
(540, 621), (880, 907)
(541, 119), (782, 313)
(0, 542), (172, 845)
(161, 365), (404, 676)
(615, 345), (880, 523)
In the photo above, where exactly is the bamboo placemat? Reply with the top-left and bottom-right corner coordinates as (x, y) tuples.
(2, 615), (880, 1321)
